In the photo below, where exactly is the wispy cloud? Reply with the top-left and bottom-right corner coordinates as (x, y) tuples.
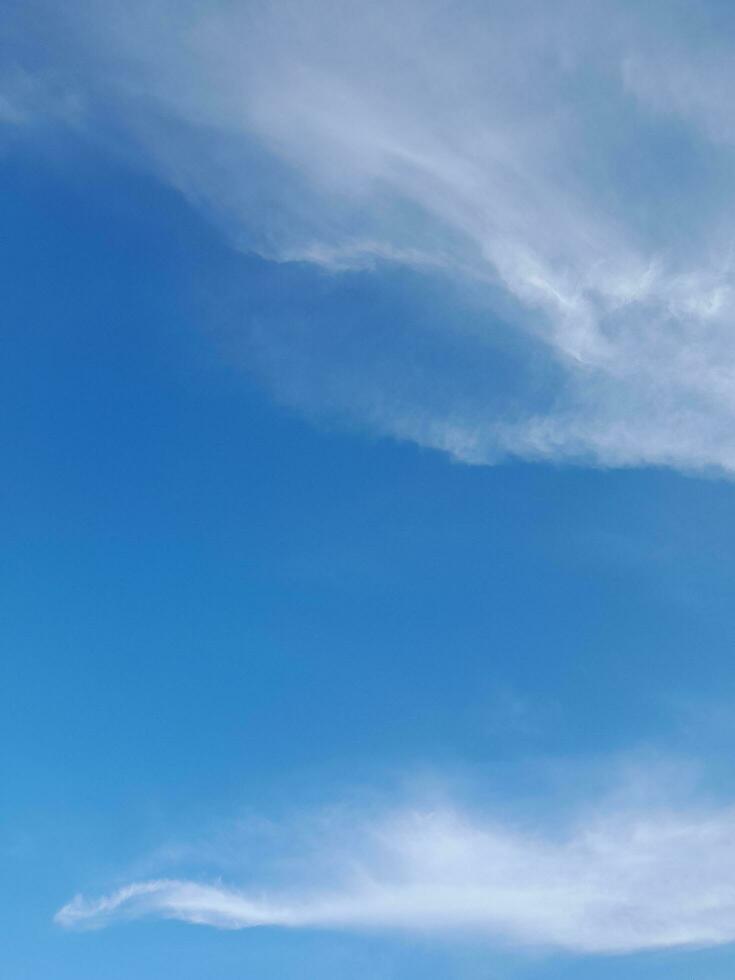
(0, 67), (85, 130)
(56, 792), (735, 954)
(12, 0), (735, 471)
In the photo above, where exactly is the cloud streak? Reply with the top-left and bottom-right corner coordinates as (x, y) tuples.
(13, 0), (735, 471)
(57, 799), (735, 953)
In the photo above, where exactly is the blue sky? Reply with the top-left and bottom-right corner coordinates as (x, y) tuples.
(6, 2), (735, 978)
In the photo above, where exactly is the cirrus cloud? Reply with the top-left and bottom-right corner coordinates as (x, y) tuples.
(57, 795), (735, 954)
(10, 0), (735, 472)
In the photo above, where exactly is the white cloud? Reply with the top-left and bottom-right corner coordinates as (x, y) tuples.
(56, 796), (735, 953)
(13, 0), (735, 471)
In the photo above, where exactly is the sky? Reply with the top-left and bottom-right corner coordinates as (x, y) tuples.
(6, 1), (735, 977)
